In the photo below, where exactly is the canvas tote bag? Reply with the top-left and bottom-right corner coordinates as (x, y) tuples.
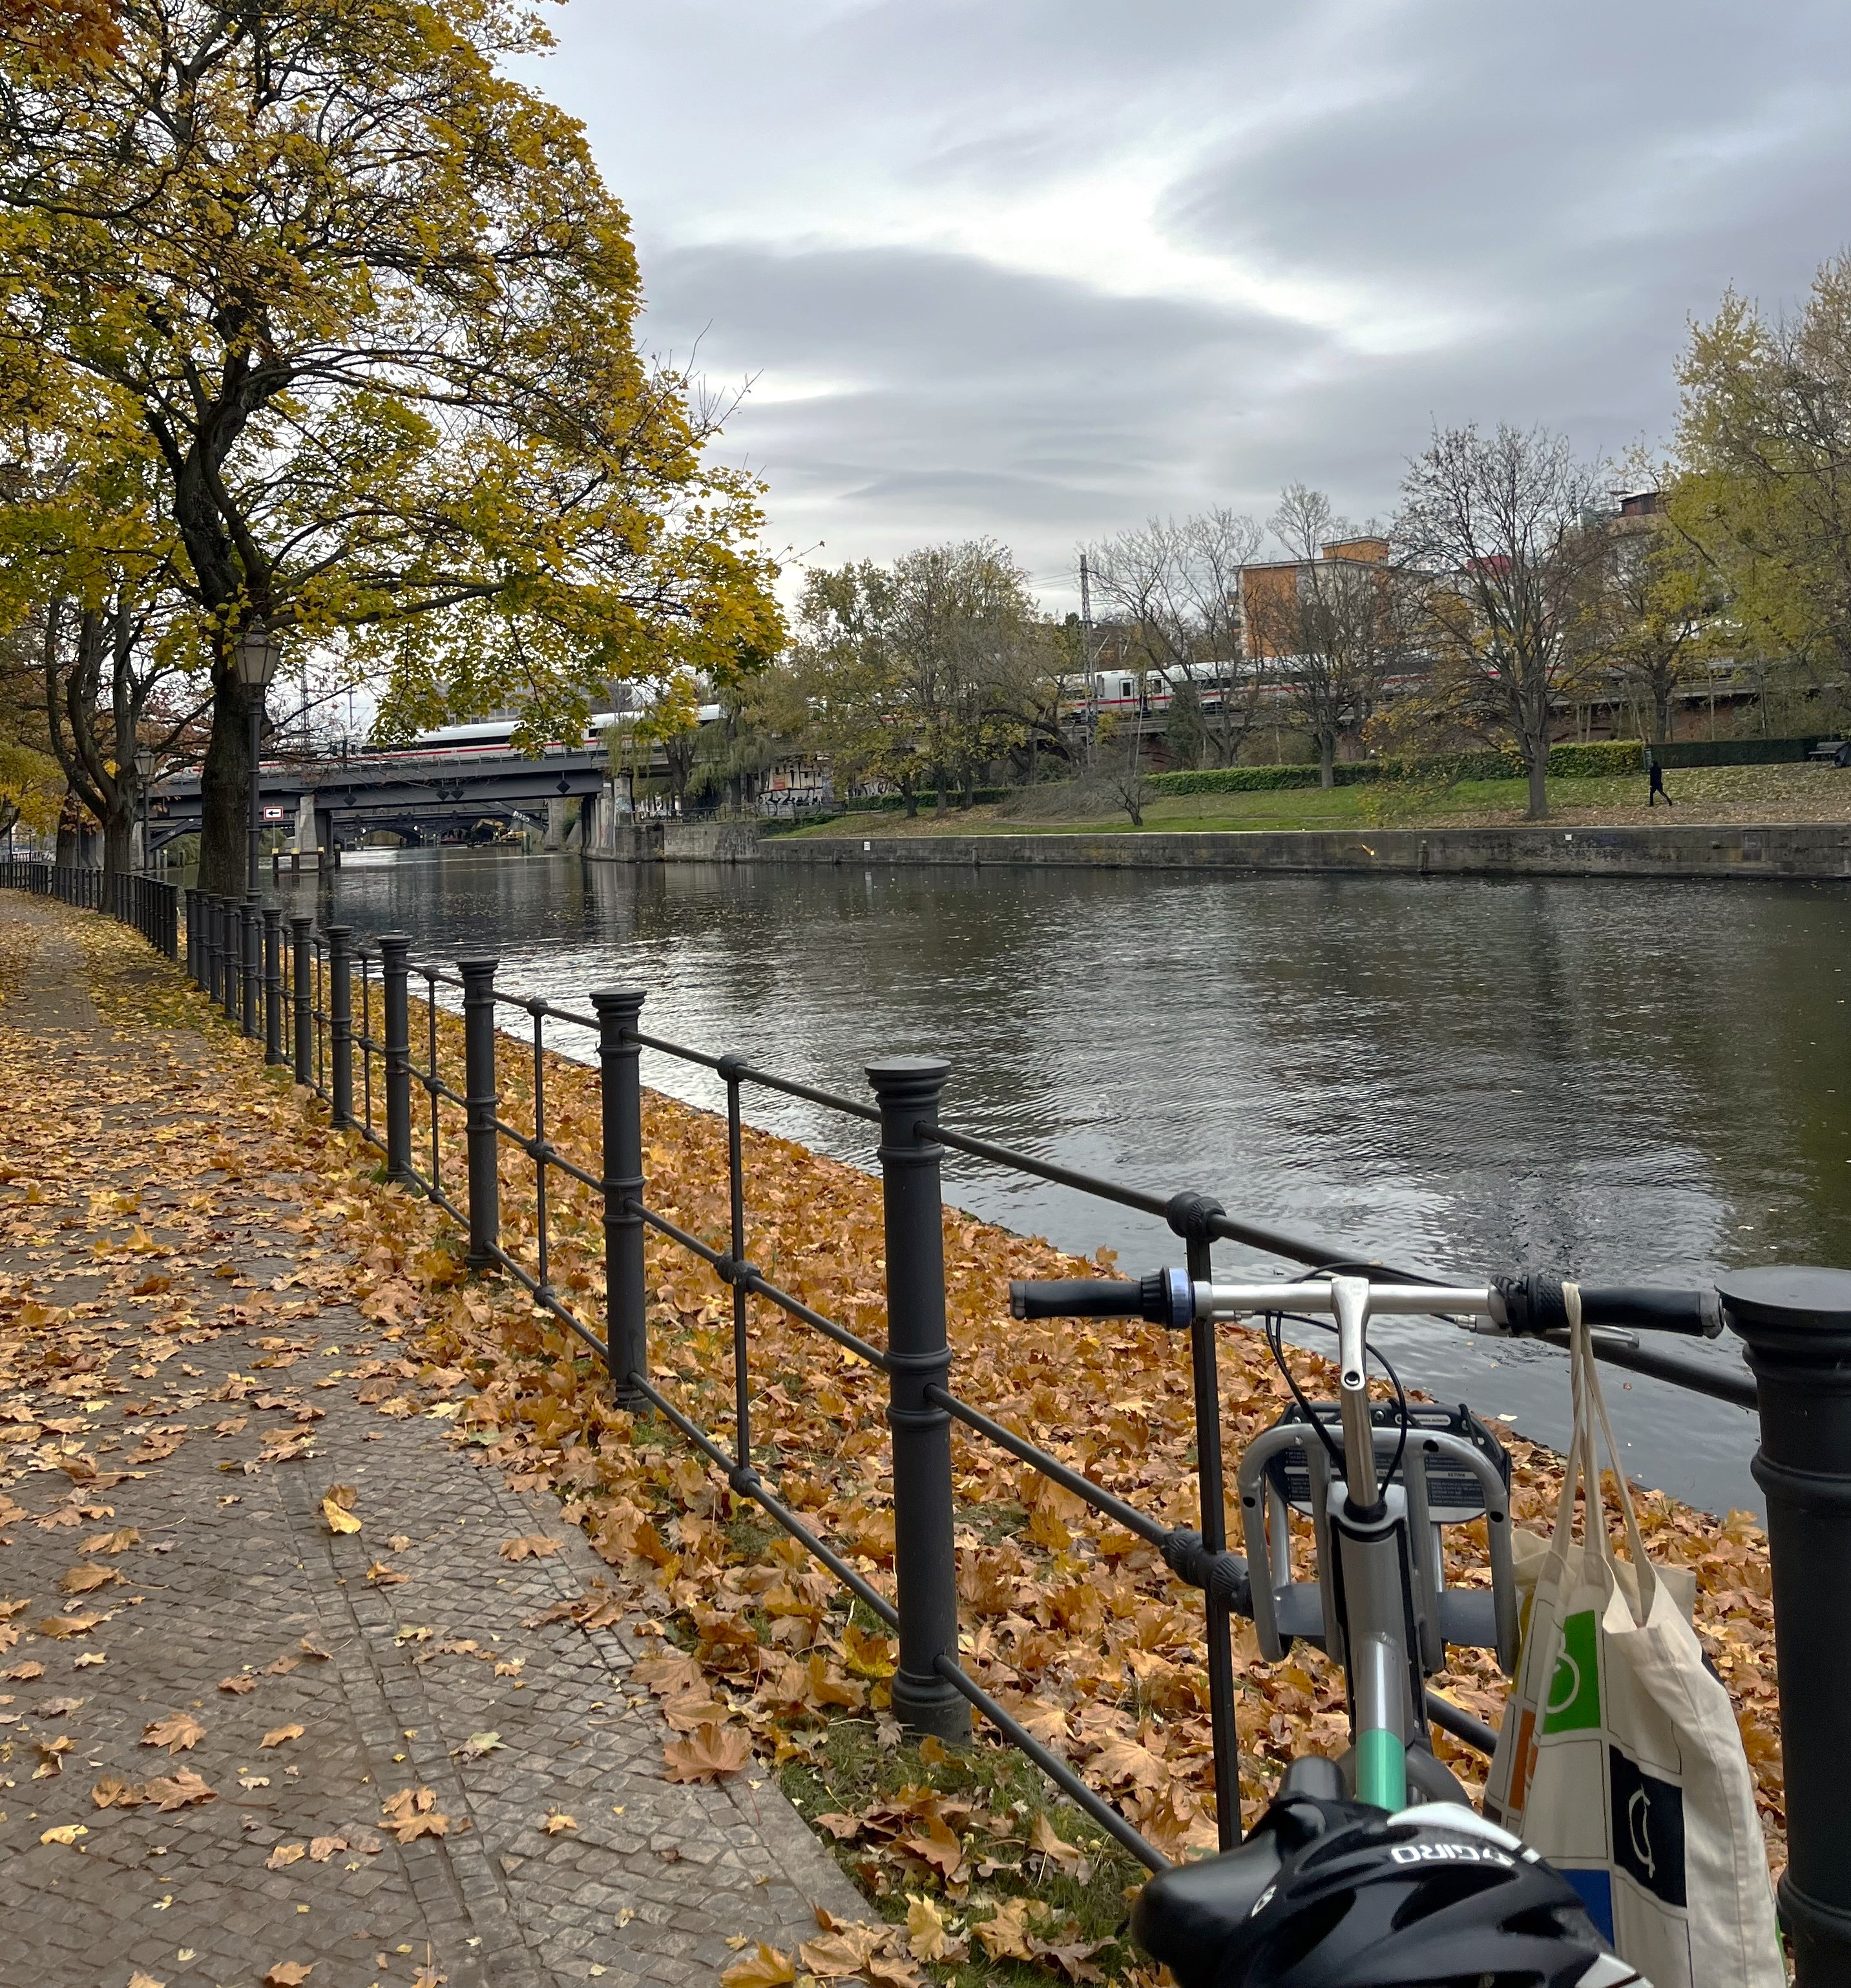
(1481, 1290), (1782, 1988)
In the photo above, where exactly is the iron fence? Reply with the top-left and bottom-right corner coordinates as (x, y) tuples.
(19, 879), (1850, 1978)
(1, 857), (177, 958)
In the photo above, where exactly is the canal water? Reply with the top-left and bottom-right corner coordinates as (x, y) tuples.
(280, 850), (1851, 1518)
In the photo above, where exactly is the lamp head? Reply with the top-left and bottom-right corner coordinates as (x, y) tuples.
(235, 622), (282, 691)
(134, 747), (155, 780)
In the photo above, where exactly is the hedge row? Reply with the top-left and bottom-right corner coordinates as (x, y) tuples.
(1147, 740), (1644, 795)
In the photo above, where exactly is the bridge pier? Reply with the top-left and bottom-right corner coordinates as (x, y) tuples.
(544, 797), (579, 852)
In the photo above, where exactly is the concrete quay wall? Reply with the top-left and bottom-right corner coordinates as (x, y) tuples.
(592, 819), (1851, 881)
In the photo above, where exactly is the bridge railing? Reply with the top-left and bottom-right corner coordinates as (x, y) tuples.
(159, 889), (1849, 1972)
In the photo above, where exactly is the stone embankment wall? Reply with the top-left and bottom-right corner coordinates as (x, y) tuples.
(589, 819), (1851, 881)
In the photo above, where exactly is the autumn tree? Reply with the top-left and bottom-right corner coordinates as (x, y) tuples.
(0, 396), (214, 881)
(0, 0), (782, 893)
(1393, 424), (1610, 819)
(1246, 485), (1400, 787)
(796, 543), (1040, 813)
(1669, 254), (1851, 729)
(1593, 494), (1718, 742)
(1080, 510), (1261, 768)
(793, 561), (920, 812)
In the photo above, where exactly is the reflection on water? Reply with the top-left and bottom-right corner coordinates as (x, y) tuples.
(282, 849), (1851, 1518)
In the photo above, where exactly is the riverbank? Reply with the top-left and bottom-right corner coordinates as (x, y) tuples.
(0, 892), (1790, 1978)
(782, 760), (1851, 838)
(629, 817), (1851, 881)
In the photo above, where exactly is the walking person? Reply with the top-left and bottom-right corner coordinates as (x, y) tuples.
(1647, 751), (1673, 806)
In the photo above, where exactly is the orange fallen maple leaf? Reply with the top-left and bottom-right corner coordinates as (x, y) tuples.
(141, 1711), (205, 1753)
(497, 1534), (563, 1562)
(661, 1720), (751, 1783)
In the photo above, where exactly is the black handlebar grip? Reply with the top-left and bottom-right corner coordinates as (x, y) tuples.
(1578, 1285), (1721, 1338)
(1495, 1274), (1720, 1338)
(1009, 1271), (1192, 1328)
(1009, 1278), (1143, 1321)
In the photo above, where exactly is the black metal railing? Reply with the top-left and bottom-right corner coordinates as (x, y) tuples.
(1, 857), (177, 959)
(36, 883), (1851, 1978)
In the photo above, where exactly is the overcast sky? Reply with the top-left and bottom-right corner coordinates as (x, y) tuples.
(525, 0), (1851, 611)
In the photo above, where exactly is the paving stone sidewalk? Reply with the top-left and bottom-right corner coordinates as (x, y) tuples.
(0, 895), (862, 1988)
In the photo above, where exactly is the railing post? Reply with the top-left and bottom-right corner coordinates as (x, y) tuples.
(379, 933), (413, 1182)
(240, 897), (260, 1038)
(867, 1056), (970, 1742)
(184, 888), (198, 983)
(591, 987), (649, 1407)
(1722, 1268), (1851, 1986)
(1170, 1191), (1241, 1850)
(289, 916), (313, 1083)
(326, 925), (354, 1128)
(218, 898), (238, 1020)
(459, 958), (501, 1270)
(262, 905), (284, 1065)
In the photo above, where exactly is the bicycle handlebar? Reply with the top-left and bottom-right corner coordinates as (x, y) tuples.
(1007, 1270), (1721, 1337)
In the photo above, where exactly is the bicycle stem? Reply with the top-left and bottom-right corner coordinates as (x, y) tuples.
(1332, 1275), (1380, 1510)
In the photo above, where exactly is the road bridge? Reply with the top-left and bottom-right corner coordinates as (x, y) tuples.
(149, 744), (613, 853)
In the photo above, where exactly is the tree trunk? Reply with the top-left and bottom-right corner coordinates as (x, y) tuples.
(199, 675), (259, 896)
(101, 784), (136, 889)
(1525, 747), (1548, 820)
(1319, 733), (1335, 789)
(901, 776), (917, 821)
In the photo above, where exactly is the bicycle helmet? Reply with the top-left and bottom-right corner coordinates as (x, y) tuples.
(1136, 1799), (1647, 1988)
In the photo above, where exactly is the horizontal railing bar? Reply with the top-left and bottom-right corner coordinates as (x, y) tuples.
(632, 1029), (726, 1072)
(931, 1655), (1167, 1872)
(925, 1385), (1169, 1547)
(932, 1125), (1754, 1407)
(486, 1244), (611, 1362)
(622, 1371), (903, 1631)
(1530, 1328), (1757, 1409)
(1425, 1691), (1499, 1756)
(539, 1147), (602, 1197)
(538, 1005), (599, 1032)
(632, 1032), (883, 1124)
(928, 1121), (1355, 1268)
(632, 1202), (891, 1371)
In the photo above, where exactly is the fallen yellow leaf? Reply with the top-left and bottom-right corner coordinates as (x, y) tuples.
(718, 1944), (794, 1988)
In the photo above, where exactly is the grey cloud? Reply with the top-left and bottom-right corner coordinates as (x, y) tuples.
(545, 0), (1851, 600)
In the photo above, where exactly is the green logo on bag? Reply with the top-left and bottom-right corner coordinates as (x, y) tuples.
(1542, 1609), (1601, 1733)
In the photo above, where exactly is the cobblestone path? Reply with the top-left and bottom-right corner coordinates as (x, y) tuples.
(0, 895), (861, 1988)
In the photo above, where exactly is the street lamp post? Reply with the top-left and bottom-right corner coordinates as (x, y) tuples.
(236, 624), (282, 892)
(134, 747), (154, 872)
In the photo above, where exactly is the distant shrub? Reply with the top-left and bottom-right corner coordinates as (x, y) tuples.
(1547, 740), (1644, 777)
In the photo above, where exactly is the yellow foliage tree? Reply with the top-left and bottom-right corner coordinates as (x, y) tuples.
(0, 0), (782, 891)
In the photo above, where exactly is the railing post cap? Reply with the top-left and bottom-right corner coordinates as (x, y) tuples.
(377, 931), (411, 953)
(866, 1056), (950, 1099)
(457, 955), (499, 981)
(288, 912), (312, 932)
(1722, 1266), (1851, 1360)
(589, 985), (646, 1012)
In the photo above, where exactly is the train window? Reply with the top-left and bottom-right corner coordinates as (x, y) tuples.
(1119, 680), (1132, 698)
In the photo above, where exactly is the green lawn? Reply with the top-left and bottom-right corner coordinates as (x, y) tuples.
(781, 762), (1851, 838)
